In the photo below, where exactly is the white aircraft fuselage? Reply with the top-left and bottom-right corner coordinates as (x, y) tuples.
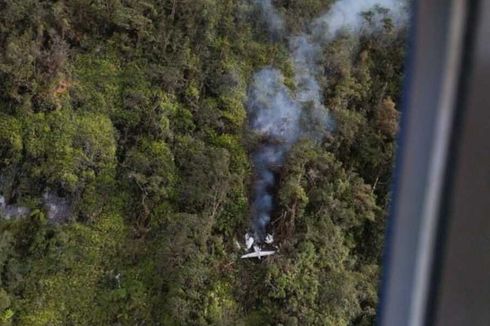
(241, 232), (275, 259)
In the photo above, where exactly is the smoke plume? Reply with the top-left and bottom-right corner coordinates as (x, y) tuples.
(311, 0), (407, 42)
(252, 0), (285, 39)
(247, 0), (404, 242)
(247, 68), (300, 241)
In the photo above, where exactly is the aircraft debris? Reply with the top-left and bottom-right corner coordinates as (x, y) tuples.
(241, 232), (275, 259)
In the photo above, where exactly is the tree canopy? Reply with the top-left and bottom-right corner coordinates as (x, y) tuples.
(0, 1), (406, 325)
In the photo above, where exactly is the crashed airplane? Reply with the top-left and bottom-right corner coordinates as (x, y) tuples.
(241, 233), (275, 259)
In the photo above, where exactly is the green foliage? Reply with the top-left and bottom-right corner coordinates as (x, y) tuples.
(0, 0), (405, 325)
(14, 213), (126, 326)
(72, 55), (122, 116)
(277, 0), (335, 33)
(16, 109), (116, 201)
(0, 114), (22, 169)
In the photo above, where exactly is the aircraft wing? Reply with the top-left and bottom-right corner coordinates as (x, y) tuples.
(240, 251), (275, 259)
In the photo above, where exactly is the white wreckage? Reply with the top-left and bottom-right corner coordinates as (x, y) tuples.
(240, 232), (275, 259)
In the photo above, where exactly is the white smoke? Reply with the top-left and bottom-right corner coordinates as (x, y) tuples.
(252, 0), (285, 38)
(312, 0), (407, 42)
(248, 68), (301, 144)
(247, 0), (405, 242)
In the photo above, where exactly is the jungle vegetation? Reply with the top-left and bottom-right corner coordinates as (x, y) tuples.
(0, 0), (406, 325)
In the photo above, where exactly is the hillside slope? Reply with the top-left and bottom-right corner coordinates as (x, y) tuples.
(0, 1), (406, 325)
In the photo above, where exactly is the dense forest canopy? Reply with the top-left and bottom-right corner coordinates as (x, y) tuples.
(0, 0), (406, 325)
